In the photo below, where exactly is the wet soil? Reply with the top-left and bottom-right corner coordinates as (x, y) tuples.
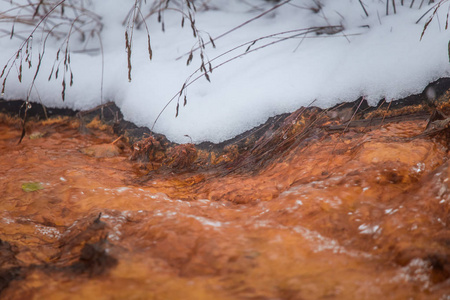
(1, 81), (450, 299)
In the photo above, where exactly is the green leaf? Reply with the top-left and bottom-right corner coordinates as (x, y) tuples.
(21, 182), (44, 192)
(29, 132), (44, 139)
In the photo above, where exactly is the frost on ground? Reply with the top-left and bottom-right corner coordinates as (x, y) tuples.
(0, 0), (449, 143)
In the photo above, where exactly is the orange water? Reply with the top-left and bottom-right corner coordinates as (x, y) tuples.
(0, 117), (449, 299)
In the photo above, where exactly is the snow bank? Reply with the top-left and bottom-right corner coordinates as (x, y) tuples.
(0, 0), (449, 143)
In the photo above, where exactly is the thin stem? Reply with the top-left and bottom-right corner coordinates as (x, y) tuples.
(175, 0), (292, 60)
(152, 25), (343, 130)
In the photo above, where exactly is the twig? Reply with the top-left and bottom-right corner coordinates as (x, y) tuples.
(96, 31), (104, 104)
(111, 136), (123, 145)
(175, 0), (292, 60)
(380, 99), (392, 128)
(342, 97), (365, 134)
(151, 25), (343, 130)
(358, 0), (369, 17)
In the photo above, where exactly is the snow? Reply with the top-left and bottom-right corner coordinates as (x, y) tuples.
(1, 0), (449, 143)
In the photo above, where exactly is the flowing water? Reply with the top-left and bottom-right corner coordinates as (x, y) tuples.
(0, 115), (450, 299)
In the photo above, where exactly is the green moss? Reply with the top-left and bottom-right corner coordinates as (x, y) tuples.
(21, 182), (44, 192)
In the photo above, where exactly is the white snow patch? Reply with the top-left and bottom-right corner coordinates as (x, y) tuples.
(115, 187), (131, 193)
(187, 215), (224, 228)
(1, 217), (14, 224)
(392, 258), (432, 290)
(293, 225), (372, 258)
(358, 223), (381, 235)
(35, 225), (62, 240)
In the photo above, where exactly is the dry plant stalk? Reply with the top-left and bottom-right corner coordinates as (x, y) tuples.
(1, 0), (211, 142)
(417, 0), (450, 40)
(1, 0), (103, 102)
(123, 0), (212, 84)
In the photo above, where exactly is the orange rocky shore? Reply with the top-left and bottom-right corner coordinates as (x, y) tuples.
(0, 79), (450, 299)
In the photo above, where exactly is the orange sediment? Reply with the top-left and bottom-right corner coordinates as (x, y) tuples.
(0, 111), (450, 299)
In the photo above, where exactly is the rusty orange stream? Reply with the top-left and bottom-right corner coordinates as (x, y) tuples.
(0, 116), (450, 299)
